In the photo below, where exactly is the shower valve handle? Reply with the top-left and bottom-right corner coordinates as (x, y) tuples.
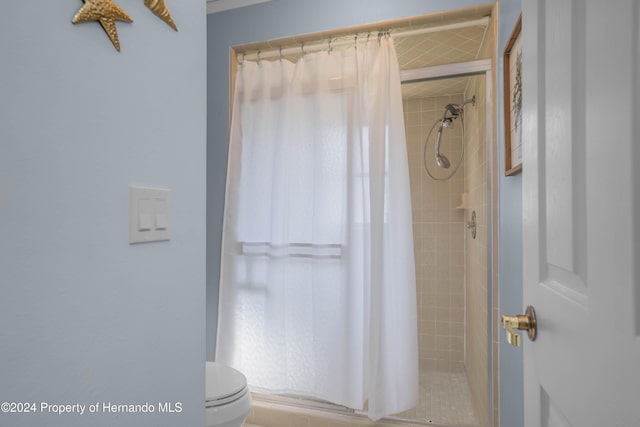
(466, 210), (477, 239)
(501, 306), (537, 347)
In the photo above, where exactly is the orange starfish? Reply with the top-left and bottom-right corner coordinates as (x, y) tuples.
(72, 0), (133, 52)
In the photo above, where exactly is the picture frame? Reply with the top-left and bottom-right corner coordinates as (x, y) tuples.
(503, 14), (523, 176)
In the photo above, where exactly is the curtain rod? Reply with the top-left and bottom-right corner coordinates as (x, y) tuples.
(238, 16), (490, 63)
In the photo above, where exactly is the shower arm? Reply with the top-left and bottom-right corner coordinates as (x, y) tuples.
(441, 96), (475, 122)
(460, 96), (476, 109)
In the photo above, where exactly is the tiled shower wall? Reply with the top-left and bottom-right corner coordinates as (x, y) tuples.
(404, 94), (466, 373)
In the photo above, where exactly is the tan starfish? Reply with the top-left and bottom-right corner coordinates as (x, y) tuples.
(144, 0), (178, 31)
(72, 0), (133, 52)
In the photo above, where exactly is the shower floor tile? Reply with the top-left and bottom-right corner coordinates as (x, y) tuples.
(395, 370), (478, 426)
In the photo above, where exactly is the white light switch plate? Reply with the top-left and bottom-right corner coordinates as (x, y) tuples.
(129, 186), (171, 244)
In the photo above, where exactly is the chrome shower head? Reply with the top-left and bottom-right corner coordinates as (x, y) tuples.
(445, 103), (461, 116)
(436, 153), (451, 169)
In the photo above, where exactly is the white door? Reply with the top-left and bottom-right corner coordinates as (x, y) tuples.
(520, 1), (640, 426)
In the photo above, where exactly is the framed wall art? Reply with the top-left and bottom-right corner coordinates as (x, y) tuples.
(503, 14), (522, 176)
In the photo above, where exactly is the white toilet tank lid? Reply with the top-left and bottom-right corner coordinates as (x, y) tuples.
(206, 362), (248, 401)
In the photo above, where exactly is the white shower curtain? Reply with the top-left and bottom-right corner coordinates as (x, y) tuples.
(216, 36), (417, 420)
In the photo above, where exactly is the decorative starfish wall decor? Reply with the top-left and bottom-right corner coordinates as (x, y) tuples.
(144, 0), (178, 31)
(72, 0), (133, 52)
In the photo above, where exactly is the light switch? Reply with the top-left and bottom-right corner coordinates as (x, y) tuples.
(154, 198), (169, 230)
(138, 198), (154, 231)
(129, 186), (171, 244)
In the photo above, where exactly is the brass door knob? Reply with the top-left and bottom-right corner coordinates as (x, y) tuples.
(501, 305), (537, 347)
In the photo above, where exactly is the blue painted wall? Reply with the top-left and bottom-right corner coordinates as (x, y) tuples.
(0, 2), (206, 426)
(497, 1), (523, 427)
(207, 1), (524, 426)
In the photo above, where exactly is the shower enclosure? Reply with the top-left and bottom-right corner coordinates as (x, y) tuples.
(231, 5), (498, 427)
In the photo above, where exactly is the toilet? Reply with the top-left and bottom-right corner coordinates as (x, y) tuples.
(205, 362), (251, 427)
